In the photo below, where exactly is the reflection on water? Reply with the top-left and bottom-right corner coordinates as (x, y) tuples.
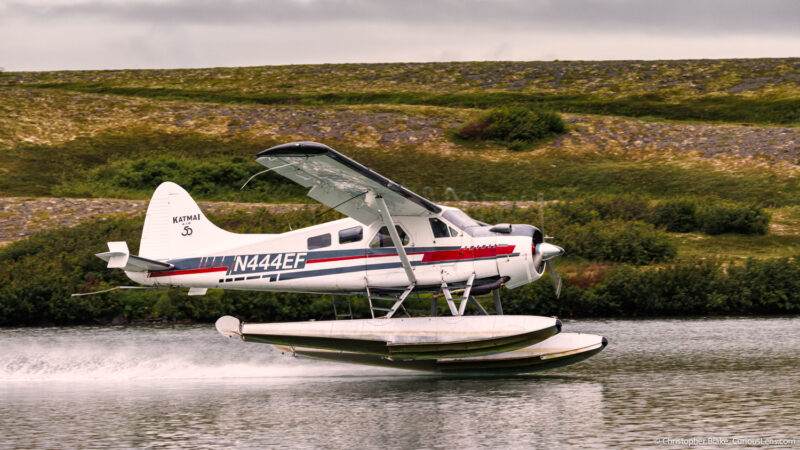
(1, 318), (798, 448)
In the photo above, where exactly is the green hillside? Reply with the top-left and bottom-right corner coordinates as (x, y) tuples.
(1, 59), (799, 324)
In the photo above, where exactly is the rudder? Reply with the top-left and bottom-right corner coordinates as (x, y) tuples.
(139, 182), (241, 260)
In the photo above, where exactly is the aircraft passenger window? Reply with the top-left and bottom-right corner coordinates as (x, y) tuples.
(307, 233), (331, 250)
(429, 218), (450, 238)
(369, 226), (409, 248)
(338, 226), (363, 244)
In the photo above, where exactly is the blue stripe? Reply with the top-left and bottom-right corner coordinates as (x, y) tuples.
(279, 262), (403, 281)
(167, 246), (463, 270)
(178, 247), (521, 283)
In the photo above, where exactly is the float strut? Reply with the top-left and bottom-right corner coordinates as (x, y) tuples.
(440, 283), (459, 316)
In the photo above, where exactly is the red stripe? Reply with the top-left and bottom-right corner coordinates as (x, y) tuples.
(497, 245), (516, 256)
(148, 267), (228, 278)
(421, 249), (461, 263)
(421, 245), (515, 263)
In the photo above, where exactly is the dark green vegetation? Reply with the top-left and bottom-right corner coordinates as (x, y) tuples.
(503, 257), (800, 317)
(657, 199), (771, 235)
(0, 204), (784, 326)
(555, 195), (771, 235)
(455, 106), (566, 150)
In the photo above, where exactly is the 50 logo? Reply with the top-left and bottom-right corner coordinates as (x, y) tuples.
(181, 225), (193, 236)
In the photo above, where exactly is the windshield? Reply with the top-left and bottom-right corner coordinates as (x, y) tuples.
(442, 209), (485, 236)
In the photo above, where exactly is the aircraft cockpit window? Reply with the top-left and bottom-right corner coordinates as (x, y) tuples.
(370, 226), (410, 248)
(307, 233), (332, 250)
(442, 209), (482, 236)
(338, 226), (363, 244)
(449, 226), (459, 237)
(429, 218), (450, 238)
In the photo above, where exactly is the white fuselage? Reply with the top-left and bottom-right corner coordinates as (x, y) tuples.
(126, 208), (542, 294)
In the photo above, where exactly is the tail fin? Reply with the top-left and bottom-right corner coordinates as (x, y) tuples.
(139, 182), (260, 260)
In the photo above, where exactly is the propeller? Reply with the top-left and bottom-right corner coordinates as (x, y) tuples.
(547, 260), (563, 299)
(536, 192), (563, 298)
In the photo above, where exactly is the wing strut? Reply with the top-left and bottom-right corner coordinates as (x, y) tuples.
(375, 195), (417, 285)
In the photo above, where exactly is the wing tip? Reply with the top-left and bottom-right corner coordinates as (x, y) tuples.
(256, 141), (331, 157)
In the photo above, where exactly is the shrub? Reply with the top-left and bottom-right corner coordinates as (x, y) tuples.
(696, 203), (771, 235)
(554, 195), (653, 225)
(561, 220), (677, 265)
(456, 106), (566, 149)
(651, 197), (769, 235)
(653, 198), (700, 232)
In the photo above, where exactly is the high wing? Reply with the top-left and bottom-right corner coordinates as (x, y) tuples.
(255, 142), (441, 224)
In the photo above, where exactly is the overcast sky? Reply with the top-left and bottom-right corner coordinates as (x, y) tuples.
(1, 0), (799, 71)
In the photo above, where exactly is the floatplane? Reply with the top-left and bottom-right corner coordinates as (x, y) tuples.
(88, 141), (607, 374)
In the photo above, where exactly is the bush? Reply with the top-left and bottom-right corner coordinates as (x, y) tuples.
(456, 106), (566, 149)
(554, 195), (653, 225)
(653, 198), (699, 232)
(561, 220), (677, 264)
(696, 203), (771, 235)
(649, 197), (770, 235)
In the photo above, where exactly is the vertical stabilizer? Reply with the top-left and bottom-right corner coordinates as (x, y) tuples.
(139, 182), (243, 260)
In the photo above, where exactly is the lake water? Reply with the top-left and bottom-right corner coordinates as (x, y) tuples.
(1, 317), (798, 449)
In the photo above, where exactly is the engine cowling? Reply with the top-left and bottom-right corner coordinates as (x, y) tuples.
(495, 224), (548, 288)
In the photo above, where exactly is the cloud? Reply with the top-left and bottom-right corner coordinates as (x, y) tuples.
(1, 0), (799, 70)
(5, 0), (800, 35)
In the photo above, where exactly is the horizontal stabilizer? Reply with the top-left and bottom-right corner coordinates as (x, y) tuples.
(95, 241), (173, 272)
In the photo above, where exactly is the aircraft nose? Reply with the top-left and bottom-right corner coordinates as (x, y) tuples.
(536, 242), (564, 261)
